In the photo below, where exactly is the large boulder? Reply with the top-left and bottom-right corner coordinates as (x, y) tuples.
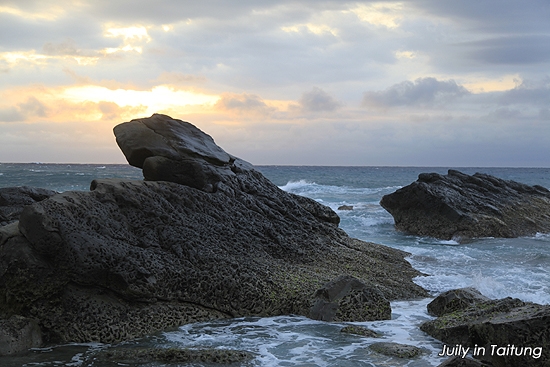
(421, 292), (550, 367)
(380, 169), (550, 240)
(0, 114), (427, 344)
(113, 113), (239, 192)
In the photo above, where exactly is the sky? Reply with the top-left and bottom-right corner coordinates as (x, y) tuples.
(1, 0), (549, 166)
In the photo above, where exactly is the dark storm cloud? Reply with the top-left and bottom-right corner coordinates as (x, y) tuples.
(362, 77), (469, 108)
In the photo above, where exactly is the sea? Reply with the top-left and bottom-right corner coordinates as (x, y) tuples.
(0, 163), (549, 367)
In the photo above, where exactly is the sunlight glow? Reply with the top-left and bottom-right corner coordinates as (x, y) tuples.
(105, 26), (151, 42)
(462, 75), (521, 93)
(62, 85), (219, 113)
(281, 23), (339, 37)
(0, 5), (64, 20)
(395, 50), (416, 59)
(350, 2), (404, 28)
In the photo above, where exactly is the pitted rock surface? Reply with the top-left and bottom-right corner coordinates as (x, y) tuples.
(380, 169), (550, 240)
(421, 296), (550, 367)
(427, 288), (491, 317)
(0, 115), (427, 344)
(0, 186), (57, 226)
(310, 275), (391, 321)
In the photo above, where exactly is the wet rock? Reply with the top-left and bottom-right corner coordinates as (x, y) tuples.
(340, 325), (381, 338)
(380, 169), (550, 240)
(0, 186), (56, 226)
(369, 342), (426, 358)
(0, 114), (427, 343)
(421, 295), (550, 367)
(0, 315), (42, 355)
(427, 288), (491, 317)
(310, 275), (391, 322)
(338, 205), (353, 210)
(96, 347), (253, 365)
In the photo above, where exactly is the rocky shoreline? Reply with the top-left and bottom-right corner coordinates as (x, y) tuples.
(1, 114), (548, 367)
(0, 114), (426, 356)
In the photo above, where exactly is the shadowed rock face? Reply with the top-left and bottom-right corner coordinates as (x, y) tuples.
(0, 187), (56, 226)
(380, 169), (550, 240)
(0, 114), (427, 344)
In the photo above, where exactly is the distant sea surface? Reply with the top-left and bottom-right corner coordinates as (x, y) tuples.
(1, 163), (549, 367)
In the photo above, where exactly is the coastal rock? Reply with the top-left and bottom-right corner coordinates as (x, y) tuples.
(369, 342), (426, 358)
(0, 114), (427, 344)
(0, 315), (42, 355)
(96, 347), (253, 365)
(0, 186), (57, 226)
(340, 325), (381, 338)
(310, 275), (390, 322)
(380, 169), (550, 240)
(420, 294), (550, 367)
(338, 205), (353, 211)
(113, 113), (240, 192)
(427, 288), (490, 317)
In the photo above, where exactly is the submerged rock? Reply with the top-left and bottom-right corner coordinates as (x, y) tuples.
(0, 114), (427, 344)
(369, 342), (426, 358)
(380, 169), (550, 240)
(421, 291), (550, 367)
(340, 325), (381, 338)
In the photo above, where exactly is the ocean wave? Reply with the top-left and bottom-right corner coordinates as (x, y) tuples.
(279, 180), (401, 197)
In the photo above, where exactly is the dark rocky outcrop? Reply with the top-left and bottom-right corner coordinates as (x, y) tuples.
(0, 114), (427, 345)
(0, 315), (42, 355)
(427, 288), (490, 317)
(380, 169), (550, 240)
(421, 290), (550, 367)
(0, 187), (57, 226)
(96, 347), (253, 365)
(113, 113), (240, 193)
(310, 275), (390, 322)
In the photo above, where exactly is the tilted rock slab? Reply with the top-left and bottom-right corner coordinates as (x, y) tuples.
(421, 291), (550, 367)
(0, 114), (427, 344)
(380, 169), (550, 240)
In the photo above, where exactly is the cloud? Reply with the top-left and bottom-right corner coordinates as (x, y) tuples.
(462, 35), (550, 65)
(298, 87), (341, 112)
(0, 107), (24, 122)
(499, 77), (550, 105)
(362, 77), (470, 108)
(0, 96), (49, 122)
(156, 71), (207, 86)
(215, 93), (275, 116)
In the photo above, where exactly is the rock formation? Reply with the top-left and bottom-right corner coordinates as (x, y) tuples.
(0, 186), (56, 226)
(0, 114), (427, 346)
(421, 289), (550, 367)
(380, 169), (550, 240)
